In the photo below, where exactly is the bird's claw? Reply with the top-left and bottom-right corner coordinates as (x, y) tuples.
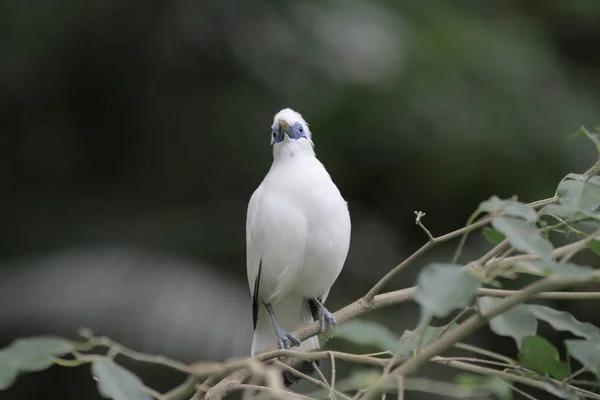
(318, 309), (337, 333)
(276, 328), (301, 349)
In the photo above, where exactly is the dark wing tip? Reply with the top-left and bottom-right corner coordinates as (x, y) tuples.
(283, 360), (319, 387)
(252, 260), (262, 330)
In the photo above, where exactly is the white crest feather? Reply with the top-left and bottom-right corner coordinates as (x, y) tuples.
(271, 108), (312, 140)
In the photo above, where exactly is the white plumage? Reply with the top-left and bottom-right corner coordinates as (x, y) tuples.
(246, 108), (351, 357)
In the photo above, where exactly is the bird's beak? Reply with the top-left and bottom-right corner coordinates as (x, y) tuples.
(278, 119), (293, 139)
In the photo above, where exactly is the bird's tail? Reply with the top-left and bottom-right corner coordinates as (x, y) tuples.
(251, 296), (319, 386)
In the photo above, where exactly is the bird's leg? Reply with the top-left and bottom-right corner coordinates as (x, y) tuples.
(264, 302), (301, 349)
(312, 298), (337, 332)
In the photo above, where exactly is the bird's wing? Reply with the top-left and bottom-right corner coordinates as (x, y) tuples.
(246, 185), (263, 330)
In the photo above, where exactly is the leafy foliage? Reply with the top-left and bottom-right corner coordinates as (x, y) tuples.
(414, 263), (481, 318)
(565, 340), (600, 378)
(587, 239), (600, 257)
(518, 336), (570, 380)
(333, 320), (399, 351)
(527, 305), (600, 341)
(482, 227), (505, 245)
(92, 359), (152, 400)
(542, 174), (600, 220)
(397, 324), (457, 356)
(480, 196), (538, 223)
(541, 379), (580, 400)
(454, 374), (512, 400)
(334, 319), (457, 357)
(0, 337), (73, 390)
(572, 126), (600, 153)
(529, 260), (594, 279)
(1, 147), (599, 400)
(348, 370), (382, 390)
(526, 305), (600, 379)
(0, 336), (154, 400)
(491, 217), (553, 260)
(477, 297), (537, 348)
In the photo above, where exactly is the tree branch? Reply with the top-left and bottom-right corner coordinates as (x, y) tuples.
(359, 273), (600, 399)
(196, 219), (597, 399)
(365, 197), (559, 301)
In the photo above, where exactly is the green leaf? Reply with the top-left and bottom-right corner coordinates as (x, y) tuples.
(477, 297), (537, 348)
(539, 204), (580, 219)
(333, 320), (398, 351)
(587, 239), (600, 257)
(527, 305), (600, 341)
(492, 217), (554, 260)
(397, 324), (457, 356)
(572, 126), (600, 153)
(528, 260), (595, 279)
(557, 176), (600, 212)
(414, 263), (481, 318)
(519, 336), (570, 379)
(0, 353), (18, 390)
(480, 196), (538, 223)
(0, 336), (73, 390)
(348, 370), (381, 390)
(566, 340), (600, 378)
(92, 359), (151, 400)
(541, 175), (600, 220)
(482, 227), (505, 245)
(454, 374), (512, 400)
(7, 337), (73, 372)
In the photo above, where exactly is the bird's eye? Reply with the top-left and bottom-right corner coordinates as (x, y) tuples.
(298, 126), (303, 133)
(272, 131), (276, 138)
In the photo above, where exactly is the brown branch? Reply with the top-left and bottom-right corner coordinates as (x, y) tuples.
(359, 273), (600, 400)
(198, 226), (598, 399)
(364, 213), (492, 301)
(366, 196), (559, 301)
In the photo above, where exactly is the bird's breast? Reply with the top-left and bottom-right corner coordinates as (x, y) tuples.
(275, 162), (351, 297)
(254, 155), (351, 300)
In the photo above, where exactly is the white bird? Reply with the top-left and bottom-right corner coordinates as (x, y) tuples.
(246, 108), (351, 376)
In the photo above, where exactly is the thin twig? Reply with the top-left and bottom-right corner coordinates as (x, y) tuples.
(563, 366), (589, 383)
(329, 352), (337, 400)
(163, 376), (198, 400)
(416, 313), (433, 354)
(454, 197), (558, 264)
(403, 377), (490, 398)
(435, 356), (518, 370)
(399, 274), (597, 375)
(453, 343), (517, 365)
(440, 307), (474, 338)
(504, 382), (540, 400)
(560, 227), (600, 263)
(311, 361), (331, 388)
(88, 335), (192, 374)
(365, 213), (489, 301)
(433, 359), (600, 400)
(360, 272), (600, 399)
(236, 384), (314, 400)
(396, 375), (404, 400)
(367, 197), (559, 301)
(200, 232), (599, 399)
(274, 361), (350, 400)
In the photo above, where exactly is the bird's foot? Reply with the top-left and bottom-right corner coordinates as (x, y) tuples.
(275, 327), (301, 349)
(318, 308), (337, 333)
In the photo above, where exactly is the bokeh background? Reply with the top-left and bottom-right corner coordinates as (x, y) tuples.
(2, 0), (600, 399)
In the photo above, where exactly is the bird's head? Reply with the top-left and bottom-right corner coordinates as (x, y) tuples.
(270, 108), (313, 147)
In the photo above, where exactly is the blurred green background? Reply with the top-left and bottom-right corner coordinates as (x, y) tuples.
(1, 0), (600, 399)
